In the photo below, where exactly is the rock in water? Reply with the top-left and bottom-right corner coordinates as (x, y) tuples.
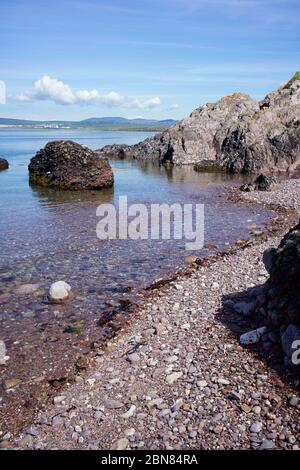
(0, 158), (9, 171)
(98, 72), (300, 174)
(28, 140), (114, 190)
(49, 281), (71, 303)
(240, 174), (277, 192)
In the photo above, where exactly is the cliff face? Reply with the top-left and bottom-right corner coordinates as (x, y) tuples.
(99, 73), (300, 174)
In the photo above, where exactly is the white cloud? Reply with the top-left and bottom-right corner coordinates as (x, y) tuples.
(101, 91), (125, 107)
(75, 89), (124, 107)
(169, 103), (179, 110)
(13, 76), (161, 110)
(129, 96), (161, 110)
(75, 89), (101, 102)
(18, 76), (76, 105)
(15, 93), (31, 102)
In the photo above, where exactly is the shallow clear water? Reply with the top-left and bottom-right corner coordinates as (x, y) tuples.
(0, 128), (275, 431)
(1, 128), (268, 264)
(0, 127), (273, 314)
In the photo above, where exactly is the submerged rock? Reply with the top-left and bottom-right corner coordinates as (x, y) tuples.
(29, 140), (114, 190)
(0, 158), (9, 171)
(49, 281), (71, 303)
(15, 283), (40, 295)
(98, 72), (300, 174)
(193, 160), (226, 173)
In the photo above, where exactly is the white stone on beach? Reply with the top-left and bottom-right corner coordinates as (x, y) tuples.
(112, 438), (129, 450)
(0, 340), (9, 365)
(166, 371), (183, 384)
(49, 281), (71, 302)
(240, 326), (267, 345)
(121, 405), (137, 419)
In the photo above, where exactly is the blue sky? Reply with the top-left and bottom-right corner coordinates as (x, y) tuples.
(0, 0), (299, 120)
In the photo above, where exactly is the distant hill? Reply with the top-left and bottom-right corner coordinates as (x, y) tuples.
(0, 116), (177, 131)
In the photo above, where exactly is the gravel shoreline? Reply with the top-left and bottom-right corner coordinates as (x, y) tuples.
(3, 179), (300, 450)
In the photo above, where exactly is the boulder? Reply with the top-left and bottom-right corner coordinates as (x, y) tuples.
(98, 72), (300, 174)
(29, 140), (114, 190)
(48, 281), (71, 303)
(259, 220), (300, 368)
(262, 248), (277, 274)
(240, 174), (277, 192)
(0, 158), (9, 171)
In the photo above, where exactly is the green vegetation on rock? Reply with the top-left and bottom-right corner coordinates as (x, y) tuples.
(284, 71), (300, 88)
(194, 161), (226, 173)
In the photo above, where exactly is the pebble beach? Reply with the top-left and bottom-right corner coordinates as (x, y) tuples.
(3, 178), (300, 451)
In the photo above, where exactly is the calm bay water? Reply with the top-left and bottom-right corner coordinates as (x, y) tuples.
(1, 128), (270, 264)
(0, 128), (275, 431)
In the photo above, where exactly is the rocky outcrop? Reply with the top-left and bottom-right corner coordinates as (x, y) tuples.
(98, 72), (300, 174)
(29, 140), (114, 190)
(261, 221), (300, 367)
(240, 174), (277, 192)
(0, 158), (9, 170)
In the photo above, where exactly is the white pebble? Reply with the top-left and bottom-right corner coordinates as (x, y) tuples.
(49, 281), (71, 302)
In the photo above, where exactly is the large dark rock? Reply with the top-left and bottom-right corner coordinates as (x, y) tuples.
(0, 158), (9, 171)
(262, 221), (300, 367)
(98, 72), (300, 174)
(29, 140), (114, 190)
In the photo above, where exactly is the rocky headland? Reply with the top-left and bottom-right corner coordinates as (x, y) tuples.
(28, 140), (114, 190)
(99, 72), (300, 174)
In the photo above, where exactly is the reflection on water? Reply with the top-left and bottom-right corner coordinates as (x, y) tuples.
(30, 183), (115, 207)
(137, 159), (250, 185)
(0, 129), (276, 432)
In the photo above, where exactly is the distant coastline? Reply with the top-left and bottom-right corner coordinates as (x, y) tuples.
(0, 126), (165, 132)
(0, 116), (177, 132)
